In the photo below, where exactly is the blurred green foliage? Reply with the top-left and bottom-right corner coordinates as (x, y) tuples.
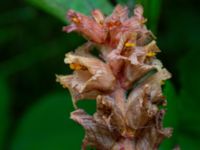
(1, 0), (200, 149)
(26, 0), (113, 23)
(11, 92), (84, 150)
(0, 76), (10, 149)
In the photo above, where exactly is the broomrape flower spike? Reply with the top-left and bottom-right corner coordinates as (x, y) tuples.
(57, 4), (173, 150)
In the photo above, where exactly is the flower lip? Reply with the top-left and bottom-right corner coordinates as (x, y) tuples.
(58, 52), (116, 106)
(64, 53), (97, 73)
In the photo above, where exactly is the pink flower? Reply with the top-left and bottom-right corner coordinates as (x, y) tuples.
(63, 9), (107, 44)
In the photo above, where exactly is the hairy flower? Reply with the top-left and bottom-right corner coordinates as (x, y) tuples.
(57, 4), (172, 150)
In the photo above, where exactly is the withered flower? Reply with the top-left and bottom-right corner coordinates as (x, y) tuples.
(57, 4), (172, 150)
(56, 44), (116, 108)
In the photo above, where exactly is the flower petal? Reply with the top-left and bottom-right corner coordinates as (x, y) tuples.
(92, 9), (105, 25)
(106, 5), (129, 23)
(71, 109), (119, 150)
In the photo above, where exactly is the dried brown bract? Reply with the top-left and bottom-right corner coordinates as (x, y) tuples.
(57, 4), (172, 150)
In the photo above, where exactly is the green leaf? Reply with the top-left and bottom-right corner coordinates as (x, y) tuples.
(136, 0), (162, 33)
(0, 28), (18, 45)
(159, 81), (179, 150)
(117, 0), (135, 8)
(178, 49), (200, 134)
(0, 33), (84, 76)
(77, 99), (96, 115)
(163, 81), (179, 128)
(0, 76), (10, 149)
(177, 134), (200, 150)
(117, 0), (128, 3)
(26, 0), (113, 23)
(172, 46), (200, 149)
(11, 92), (84, 150)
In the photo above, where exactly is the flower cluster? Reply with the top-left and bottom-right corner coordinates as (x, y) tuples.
(57, 5), (172, 150)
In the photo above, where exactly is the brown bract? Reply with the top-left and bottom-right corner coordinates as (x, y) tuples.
(57, 4), (172, 150)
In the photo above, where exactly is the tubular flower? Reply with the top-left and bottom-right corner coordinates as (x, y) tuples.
(57, 4), (172, 150)
(56, 49), (116, 108)
(63, 9), (107, 44)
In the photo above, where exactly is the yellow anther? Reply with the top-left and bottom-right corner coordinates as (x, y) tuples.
(160, 80), (165, 85)
(125, 42), (136, 48)
(147, 51), (156, 57)
(98, 20), (104, 25)
(69, 63), (83, 70)
(140, 18), (147, 24)
(72, 17), (80, 23)
(122, 128), (135, 138)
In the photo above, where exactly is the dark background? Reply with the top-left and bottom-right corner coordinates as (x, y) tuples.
(0, 0), (200, 149)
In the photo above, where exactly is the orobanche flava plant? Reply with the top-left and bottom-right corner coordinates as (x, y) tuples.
(57, 5), (172, 150)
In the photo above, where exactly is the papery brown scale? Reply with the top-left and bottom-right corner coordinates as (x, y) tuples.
(125, 85), (158, 136)
(71, 109), (120, 150)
